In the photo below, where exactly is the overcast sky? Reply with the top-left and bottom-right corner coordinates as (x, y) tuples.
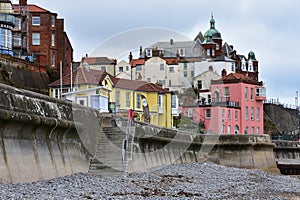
(27, 0), (300, 105)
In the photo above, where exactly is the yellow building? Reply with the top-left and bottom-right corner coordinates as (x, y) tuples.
(48, 65), (179, 128)
(104, 75), (178, 128)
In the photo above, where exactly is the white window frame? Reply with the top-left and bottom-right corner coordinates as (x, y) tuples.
(51, 33), (55, 46)
(51, 52), (55, 67)
(126, 92), (130, 107)
(32, 32), (40, 45)
(205, 109), (211, 119)
(146, 49), (152, 57)
(245, 106), (248, 120)
(51, 15), (55, 27)
(32, 16), (40, 26)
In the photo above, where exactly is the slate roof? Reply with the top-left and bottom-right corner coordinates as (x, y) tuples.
(111, 77), (169, 93)
(48, 67), (107, 87)
(82, 57), (116, 65)
(146, 41), (196, 57)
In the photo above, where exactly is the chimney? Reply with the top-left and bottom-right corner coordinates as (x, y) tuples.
(170, 39), (173, 45)
(19, 0), (27, 6)
(128, 52), (133, 62)
(221, 69), (227, 79)
(139, 46), (142, 56)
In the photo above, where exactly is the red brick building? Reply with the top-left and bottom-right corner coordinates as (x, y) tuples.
(13, 0), (73, 76)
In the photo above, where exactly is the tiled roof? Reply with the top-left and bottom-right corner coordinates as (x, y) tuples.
(222, 73), (251, 81)
(48, 67), (106, 87)
(82, 57), (116, 65)
(13, 4), (49, 13)
(130, 59), (145, 67)
(112, 78), (169, 93)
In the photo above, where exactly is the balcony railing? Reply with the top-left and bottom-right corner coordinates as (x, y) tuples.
(199, 97), (240, 108)
(256, 87), (266, 101)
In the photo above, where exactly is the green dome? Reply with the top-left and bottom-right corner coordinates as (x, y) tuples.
(203, 15), (222, 41)
(248, 51), (256, 60)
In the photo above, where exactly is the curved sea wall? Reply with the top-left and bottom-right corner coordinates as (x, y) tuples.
(0, 83), (99, 183)
(128, 122), (279, 174)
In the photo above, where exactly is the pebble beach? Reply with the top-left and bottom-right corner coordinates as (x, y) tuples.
(0, 162), (299, 199)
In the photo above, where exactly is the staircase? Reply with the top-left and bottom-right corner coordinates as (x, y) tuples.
(89, 123), (134, 177)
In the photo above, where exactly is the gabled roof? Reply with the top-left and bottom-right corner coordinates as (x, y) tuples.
(48, 67), (107, 87)
(111, 78), (169, 93)
(13, 4), (49, 13)
(130, 58), (145, 67)
(212, 72), (263, 86)
(81, 57), (116, 65)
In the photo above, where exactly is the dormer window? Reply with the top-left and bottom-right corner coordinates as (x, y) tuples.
(146, 49), (152, 57)
(241, 59), (246, 71)
(216, 44), (219, 50)
(248, 60), (253, 72)
(178, 48), (185, 56)
(207, 49), (210, 56)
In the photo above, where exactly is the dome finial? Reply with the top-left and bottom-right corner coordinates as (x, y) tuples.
(211, 12), (214, 19)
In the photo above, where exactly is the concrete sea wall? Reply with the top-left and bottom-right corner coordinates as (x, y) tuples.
(0, 83), (94, 183)
(124, 122), (280, 174)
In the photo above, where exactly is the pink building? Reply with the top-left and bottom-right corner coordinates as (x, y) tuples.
(191, 70), (266, 134)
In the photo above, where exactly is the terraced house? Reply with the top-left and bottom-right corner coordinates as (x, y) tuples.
(107, 76), (179, 128)
(48, 63), (179, 128)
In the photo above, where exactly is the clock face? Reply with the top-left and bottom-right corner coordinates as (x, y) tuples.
(142, 98), (148, 107)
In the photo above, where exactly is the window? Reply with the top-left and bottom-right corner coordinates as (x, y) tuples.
(115, 91), (120, 106)
(222, 124), (225, 134)
(183, 63), (187, 70)
(245, 126), (248, 134)
(222, 109), (225, 119)
(227, 125), (231, 134)
(250, 88), (254, 101)
(183, 71), (187, 78)
(160, 64), (164, 71)
(171, 95), (177, 108)
(169, 79), (171, 86)
(235, 110), (238, 120)
(101, 66), (106, 71)
(51, 33), (55, 46)
(32, 32), (40, 45)
(51, 52), (55, 66)
(251, 107), (254, 120)
(146, 78), (151, 82)
(257, 127), (260, 134)
(169, 66), (174, 73)
(251, 126), (255, 134)
(205, 109), (211, 119)
(231, 63), (235, 72)
(136, 94), (141, 109)
(146, 49), (152, 57)
(136, 65), (141, 71)
(207, 49), (210, 56)
(212, 49), (215, 56)
(158, 95), (163, 108)
(245, 87), (248, 100)
(15, 18), (21, 30)
(228, 110), (231, 120)
(32, 16), (40, 26)
(119, 66), (123, 72)
(197, 80), (202, 89)
(91, 96), (100, 110)
(178, 48), (185, 56)
(256, 107), (260, 121)
(126, 66), (129, 71)
(224, 87), (230, 97)
(51, 15), (55, 27)
(234, 125), (239, 134)
(191, 71), (194, 77)
(13, 34), (21, 47)
(126, 92), (130, 107)
(245, 106), (248, 120)
(216, 44), (219, 50)
(208, 94), (211, 104)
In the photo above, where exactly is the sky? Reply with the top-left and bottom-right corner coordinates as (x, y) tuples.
(25, 0), (300, 106)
